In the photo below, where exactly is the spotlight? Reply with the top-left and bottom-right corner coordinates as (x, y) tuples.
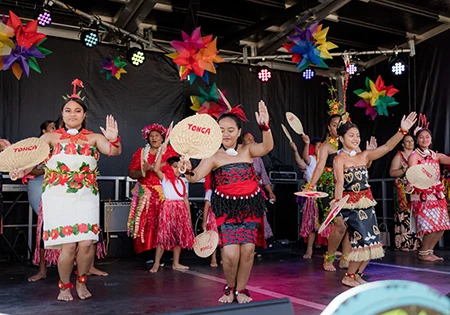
(258, 67), (271, 82)
(80, 30), (100, 48)
(302, 67), (315, 80)
(391, 58), (406, 75)
(126, 46), (146, 67)
(346, 62), (357, 75)
(36, 9), (52, 27)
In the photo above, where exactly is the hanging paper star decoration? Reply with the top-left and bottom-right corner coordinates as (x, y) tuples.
(354, 75), (399, 120)
(100, 56), (127, 80)
(282, 23), (338, 72)
(190, 83), (228, 118)
(0, 11), (51, 80)
(167, 27), (224, 85)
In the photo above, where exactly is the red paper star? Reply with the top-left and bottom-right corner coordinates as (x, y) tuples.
(7, 11), (46, 49)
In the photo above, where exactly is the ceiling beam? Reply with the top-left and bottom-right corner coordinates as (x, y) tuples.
(336, 16), (407, 36)
(104, 0), (157, 42)
(221, 0), (319, 48)
(257, 0), (352, 55)
(364, 22), (450, 69)
(369, 0), (439, 20)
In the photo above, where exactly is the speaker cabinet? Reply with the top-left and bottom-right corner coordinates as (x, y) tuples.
(101, 200), (130, 233)
(163, 298), (294, 315)
(272, 182), (300, 242)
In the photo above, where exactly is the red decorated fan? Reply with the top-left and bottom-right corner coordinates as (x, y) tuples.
(294, 191), (328, 198)
(318, 195), (350, 234)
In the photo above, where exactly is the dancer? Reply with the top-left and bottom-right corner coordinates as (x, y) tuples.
(290, 134), (322, 259)
(127, 124), (177, 264)
(242, 132), (275, 241)
(334, 112), (417, 287)
(408, 118), (450, 261)
(184, 101), (272, 304)
(389, 135), (421, 251)
(304, 113), (351, 271)
(149, 148), (195, 272)
(12, 79), (122, 301)
(28, 120), (55, 282)
(202, 173), (219, 267)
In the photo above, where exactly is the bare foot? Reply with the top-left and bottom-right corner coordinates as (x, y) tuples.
(218, 293), (234, 303)
(303, 249), (313, 259)
(57, 289), (73, 302)
(76, 282), (92, 300)
(419, 254), (436, 261)
(430, 253), (444, 261)
(210, 261), (218, 268)
(28, 270), (47, 282)
(87, 266), (108, 276)
(342, 276), (360, 288)
(149, 264), (160, 273)
(323, 261), (336, 272)
(235, 290), (252, 304)
(172, 263), (189, 270)
(355, 274), (368, 285)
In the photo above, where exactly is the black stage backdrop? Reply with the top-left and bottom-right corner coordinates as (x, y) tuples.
(1, 31), (450, 178)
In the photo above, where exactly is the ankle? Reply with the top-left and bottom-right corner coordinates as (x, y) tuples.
(324, 252), (336, 262)
(58, 280), (74, 290)
(344, 272), (356, 279)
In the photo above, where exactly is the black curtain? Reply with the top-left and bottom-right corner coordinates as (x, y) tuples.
(2, 31), (450, 178)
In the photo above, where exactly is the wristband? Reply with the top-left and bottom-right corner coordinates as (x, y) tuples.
(258, 123), (270, 132)
(398, 128), (408, 136)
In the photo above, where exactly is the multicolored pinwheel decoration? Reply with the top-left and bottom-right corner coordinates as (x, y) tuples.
(100, 56), (127, 80)
(354, 75), (399, 120)
(0, 11), (51, 80)
(282, 23), (338, 72)
(190, 83), (228, 118)
(167, 27), (224, 85)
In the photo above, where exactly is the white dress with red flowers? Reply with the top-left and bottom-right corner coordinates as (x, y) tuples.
(41, 141), (100, 249)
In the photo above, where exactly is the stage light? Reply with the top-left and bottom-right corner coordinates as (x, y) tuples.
(346, 62), (357, 75)
(258, 67), (271, 82)
(391, 58), (406, 75)
(37, 9), (52, 26)
(302, 68), (315, 80)
(80, 30), (100, 48)
(126, 46), (146, 67)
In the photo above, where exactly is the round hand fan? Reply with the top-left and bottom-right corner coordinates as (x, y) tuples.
(193, 230), (219, 258)
(286, 112), (304, 135)
(406, 164), (438, 190)
(0, 137), (50, 172)
(318, 195), (350, 234)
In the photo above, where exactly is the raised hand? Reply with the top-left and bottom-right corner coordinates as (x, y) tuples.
(366, 136), (378, 150)
(100, 115), (119, 141)
(255, 100), (269, 126)
(0, 139), (11, 151)
(302, 134), (310, 144)
(400, 112), (417, 132)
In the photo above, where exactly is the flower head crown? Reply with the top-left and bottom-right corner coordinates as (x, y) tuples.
(141, 123), (167, 140)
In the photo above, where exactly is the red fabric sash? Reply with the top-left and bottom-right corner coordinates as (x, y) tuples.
(215, 179), (258, 196)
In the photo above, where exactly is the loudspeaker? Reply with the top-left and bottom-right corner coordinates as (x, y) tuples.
(272, 182), (300, 241)
(104, 231), (134, 258)
(101, 200), (130, 233)
(163, 298), (294, 315)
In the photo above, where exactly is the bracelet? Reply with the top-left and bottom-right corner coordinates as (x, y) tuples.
(109, 136), (121, 148)
(398, 128), (408, 136)
(304, 183), (315, 190)
(258, 123), (270, 132)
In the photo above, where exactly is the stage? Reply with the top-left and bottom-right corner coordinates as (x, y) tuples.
(0, 247), (449, 315)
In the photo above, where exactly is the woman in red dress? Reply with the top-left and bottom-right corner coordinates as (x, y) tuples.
(127, 124), (177, 266)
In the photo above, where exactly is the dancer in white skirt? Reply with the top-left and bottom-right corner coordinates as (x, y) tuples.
(13, 79), (122, 301)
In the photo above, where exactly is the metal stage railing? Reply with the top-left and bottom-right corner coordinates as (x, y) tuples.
(0, 175), (428, 260)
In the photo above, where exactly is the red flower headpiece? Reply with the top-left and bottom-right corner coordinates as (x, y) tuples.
(227, 105), (248, 122)
(141, 123), (167, 140)
(62, 79), (85, 101)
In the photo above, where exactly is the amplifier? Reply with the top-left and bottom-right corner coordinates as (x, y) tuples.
(2, 184), (27, 192)
(269, 171), (297, 182)
(101, 200), (130, 233)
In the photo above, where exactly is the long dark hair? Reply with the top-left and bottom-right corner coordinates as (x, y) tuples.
(60, 98), (87, 129)
(321, 114), (341, 142)
(39, 120), (54, 136)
